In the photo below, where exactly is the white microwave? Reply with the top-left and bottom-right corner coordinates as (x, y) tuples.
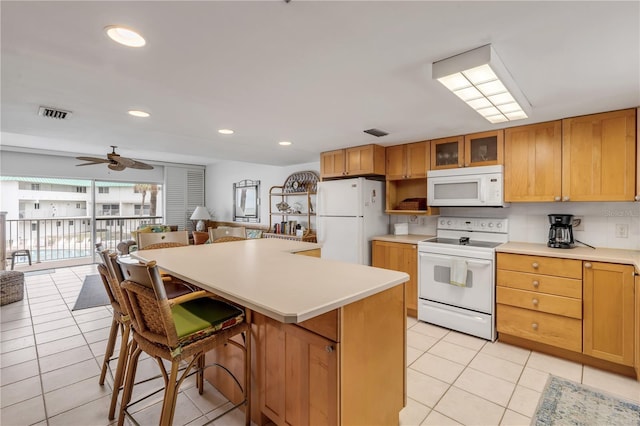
(427, 165), (507, 207)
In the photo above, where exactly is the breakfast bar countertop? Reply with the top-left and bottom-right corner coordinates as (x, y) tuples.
(372, 234), (435, 244)
(131, 238), (409, 323)
(496, 241), (640, 270)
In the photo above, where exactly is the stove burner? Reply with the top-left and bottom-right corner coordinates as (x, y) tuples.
(459, 237), (469, 245)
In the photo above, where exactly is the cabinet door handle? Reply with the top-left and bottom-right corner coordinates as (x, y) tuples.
(532, 298), (539, 306)
(532, 262), (539, 269)
(563, 196), (570, 201)
(532, 280), (540, 288)
(585, 262), (592, 269)
(325, 345), (334, 353)
(532, 323), (538, 331)
(464, 163), (469, 167)
(635, 195), (640, 201)
(554, 196), (561, 201)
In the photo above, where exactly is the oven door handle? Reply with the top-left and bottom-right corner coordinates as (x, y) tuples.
(420, 252), (492, 267)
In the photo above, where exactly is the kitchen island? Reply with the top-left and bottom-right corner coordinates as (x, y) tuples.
(133, 238), (409, 425)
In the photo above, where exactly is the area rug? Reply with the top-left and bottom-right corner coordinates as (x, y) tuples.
(532, 375), (640, 425)
(72, 274), (110, 311)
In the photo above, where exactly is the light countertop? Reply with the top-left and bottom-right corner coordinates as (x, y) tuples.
(372, 234), (435, 244)
(497, 242), (640, 271)
(132, 238), (409, 323)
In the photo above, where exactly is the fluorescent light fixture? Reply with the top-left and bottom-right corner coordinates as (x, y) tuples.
(278, 141), (292, 146)
(105, 26), (146, 47)
(218, 129), (234, 135)
(128, 110), (150, 118)
(433, 44), (531, 123)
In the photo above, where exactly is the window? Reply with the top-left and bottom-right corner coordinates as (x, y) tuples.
(68, 221), (74, 226)
(76, 203), (81, 209)
(76, 186), (87, 193)
(101, 204), (120, 215)
(98, 187), (109, 194)
(31, 223), (37, 231)
(34, 203), (40, 209)
(56, 221), (61, 227)
(134, 204), (150, 215)
(31, 183), (40, 191)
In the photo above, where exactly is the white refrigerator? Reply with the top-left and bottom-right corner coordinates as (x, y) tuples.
(316, 178), (389, 265)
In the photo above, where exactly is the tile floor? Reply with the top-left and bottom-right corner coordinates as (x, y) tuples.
(1, 264), (639, 426)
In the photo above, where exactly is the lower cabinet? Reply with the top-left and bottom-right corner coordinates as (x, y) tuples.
(497, 253), (638, 378)
(258, 313), (338, 425)
(583, 261), (635, 366)
(256, 283), (406, 425)
(372, 240), (418, 317)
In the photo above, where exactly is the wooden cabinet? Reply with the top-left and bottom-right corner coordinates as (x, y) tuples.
(320, 150), (346, 179)
(258, 314), (338, 426)
(431, 130), (503, 169)
(562, 109), (636, 201)
(257, 284), (406, 426)
(372, 240), (418, 317)
(496, 253), (583, 352)
(635, 271), (640, 378)
(504, 121), (562, 202)
(583, 261), (635, 366)
(320, 144), (385, 179)
(386, 141), (430, 180)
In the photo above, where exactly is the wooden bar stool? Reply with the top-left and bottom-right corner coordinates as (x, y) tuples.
(116, 258), (251, 426)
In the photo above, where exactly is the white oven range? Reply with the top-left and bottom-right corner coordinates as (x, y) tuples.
(418, 217), (508, 341)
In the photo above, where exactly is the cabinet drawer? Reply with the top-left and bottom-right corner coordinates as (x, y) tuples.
(497, 304), (582, 352)
(497, 253), (582, 279)
(297, 309), (339, 342)
(497, 287), (582, 319)
(497, 269), (582, 298)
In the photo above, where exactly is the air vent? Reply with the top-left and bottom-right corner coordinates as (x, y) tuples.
(38, 106), (72, 120)
(363, 128), (388, 137)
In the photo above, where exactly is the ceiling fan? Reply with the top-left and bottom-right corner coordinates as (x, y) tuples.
(76, 146), (153, 171)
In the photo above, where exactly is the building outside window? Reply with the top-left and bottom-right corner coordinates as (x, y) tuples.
(76, 186), (87, 193)
(34, 203), (40, 209)
(31, 183), (40, 191)
(98, 187), (109, 194)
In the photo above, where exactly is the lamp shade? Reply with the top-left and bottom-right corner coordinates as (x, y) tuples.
(190, 206), (211, 221)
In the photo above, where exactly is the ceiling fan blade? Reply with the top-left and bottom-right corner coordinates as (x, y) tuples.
(76, 162), (103, 167)
(108, 163), (127, 171)
(128, 160), (154, 170)
(110, 155), (135, 167)
(76, 156), (111, 163)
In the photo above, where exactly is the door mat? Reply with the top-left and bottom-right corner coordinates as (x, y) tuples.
(532, 375), (640, 425)
(72, 274), (109, 311)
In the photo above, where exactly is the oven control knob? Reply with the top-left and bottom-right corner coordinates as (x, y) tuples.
(447, 220), (452, 225)
(496, 223), (502, 228)
(440, 219), (446, 226)
(480, 222), (486, 228)
(488, 223), (494, 228)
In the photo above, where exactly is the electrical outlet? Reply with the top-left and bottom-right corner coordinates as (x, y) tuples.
(409, 215), (418, 224)
(419, 217), (426, 226)
(572, 216), (584, 231)
(615, 223), (629, 238)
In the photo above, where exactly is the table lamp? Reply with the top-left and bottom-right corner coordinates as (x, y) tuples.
(190, 206), (211, 232)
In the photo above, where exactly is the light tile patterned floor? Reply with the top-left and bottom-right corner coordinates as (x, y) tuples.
(1, 265), (639, 425)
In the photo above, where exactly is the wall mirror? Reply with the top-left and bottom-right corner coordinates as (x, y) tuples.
(233, 179), (260, 223)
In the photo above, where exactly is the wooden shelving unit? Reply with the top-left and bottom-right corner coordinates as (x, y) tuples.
(268, 171), (319, 242)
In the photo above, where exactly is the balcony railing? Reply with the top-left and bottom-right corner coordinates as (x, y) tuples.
(3, 215), (164, 264)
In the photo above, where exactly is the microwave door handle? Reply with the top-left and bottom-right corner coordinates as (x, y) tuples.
(478, 178), (485, 203)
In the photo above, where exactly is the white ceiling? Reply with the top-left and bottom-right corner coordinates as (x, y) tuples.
(1, 1), (639, 167)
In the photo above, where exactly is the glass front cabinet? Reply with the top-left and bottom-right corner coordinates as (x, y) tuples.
(431, 130), (503, 169)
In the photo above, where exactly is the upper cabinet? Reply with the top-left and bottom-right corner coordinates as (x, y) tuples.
(504, 121), (562, 202)
(562, 109), (636, 201)
(431, 130), (503, 169)
(320, 144), (385, 180)
(386, 140), (430, 180)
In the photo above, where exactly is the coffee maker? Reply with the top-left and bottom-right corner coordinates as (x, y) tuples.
(547, 214), (575, 249)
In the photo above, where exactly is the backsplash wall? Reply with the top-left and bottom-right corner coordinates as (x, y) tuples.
(390, 202), (640, 251)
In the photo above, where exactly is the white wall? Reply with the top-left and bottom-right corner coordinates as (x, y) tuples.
(390, 201), (640, 250)
(205, 160), (320, 227)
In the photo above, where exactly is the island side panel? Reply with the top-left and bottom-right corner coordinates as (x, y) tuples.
(340, 283), (406, 425)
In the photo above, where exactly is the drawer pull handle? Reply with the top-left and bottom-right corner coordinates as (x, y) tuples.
(532, 323), (538, 331)
(532, 262), (539, 269)
(532, 298), (539, 306)
(325, 345), (334, 353)
(585, 262), (592, 269)
(554, 196), (561, 201)
(532, 280), (540, 288)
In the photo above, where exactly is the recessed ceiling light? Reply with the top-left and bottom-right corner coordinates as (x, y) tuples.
(218, 129), (234, 135)
(105, 25), (146, 47)
(278, 141), (292, 146)
(128, 110), (150, 118)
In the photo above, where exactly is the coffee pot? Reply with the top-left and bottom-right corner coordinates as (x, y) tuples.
(547, 214), (575, 249)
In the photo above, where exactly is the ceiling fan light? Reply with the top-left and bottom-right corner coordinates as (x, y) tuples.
(218, 129), (234, 135)
(105, 26), (146, 47)
(278, 141), (292, 146)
